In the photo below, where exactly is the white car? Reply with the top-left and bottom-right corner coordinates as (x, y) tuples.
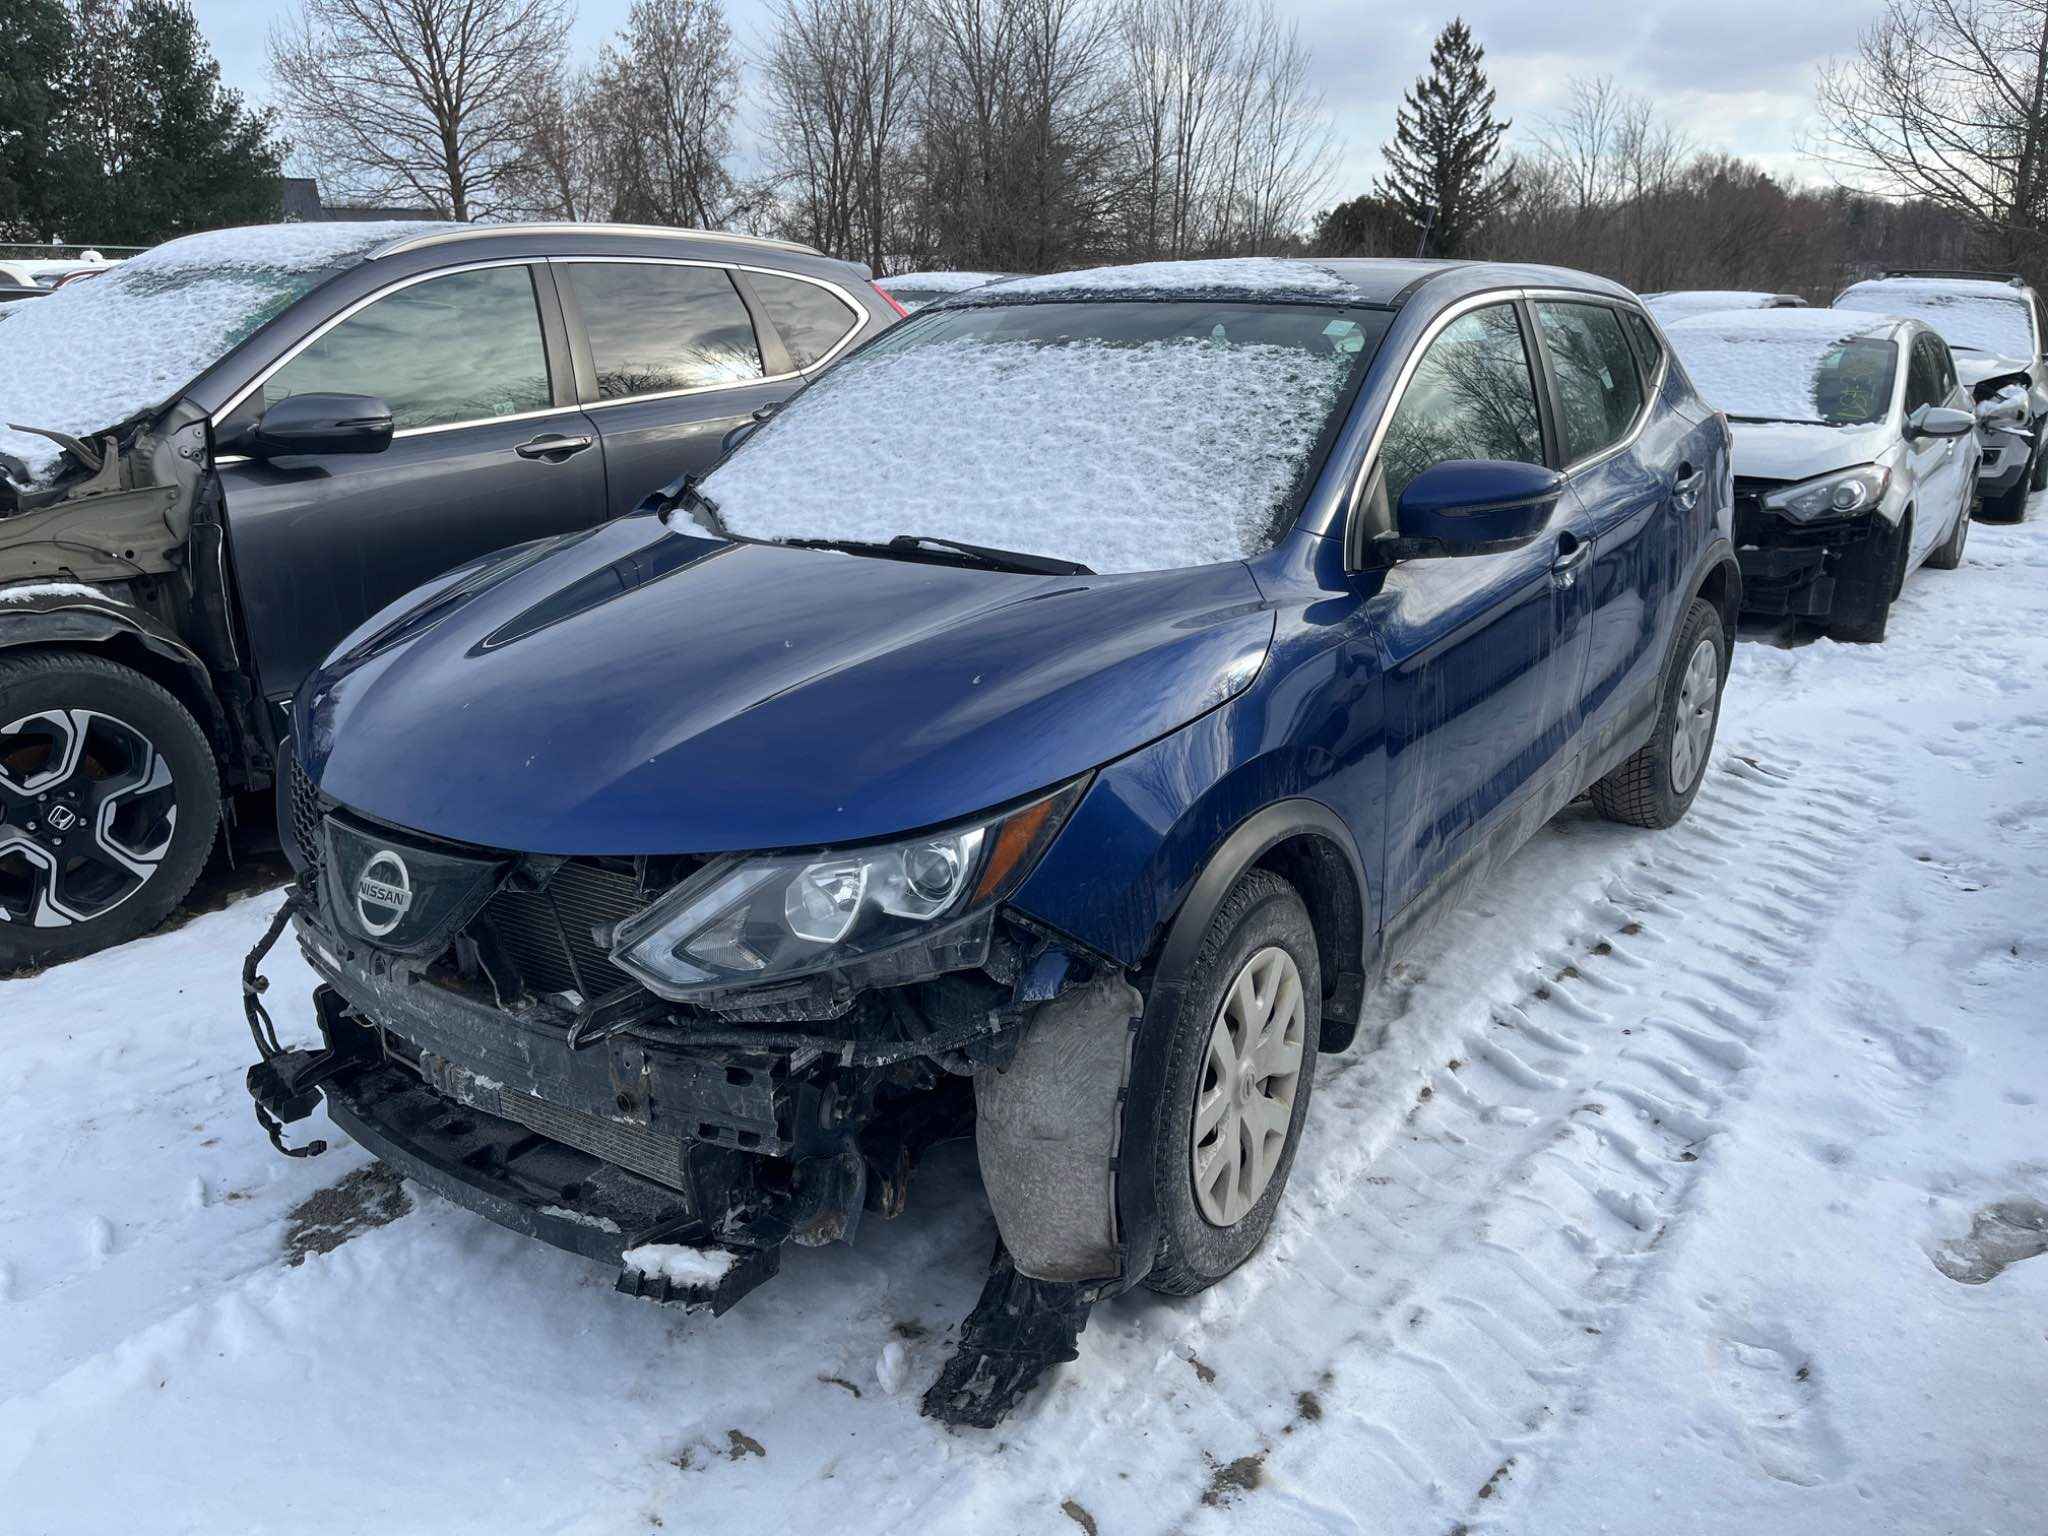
(1643, 290), (1807, 323)
(0, 254), (119, 290)
(1834, 270), (2045, 520)
(1665, 307), (1978, 642)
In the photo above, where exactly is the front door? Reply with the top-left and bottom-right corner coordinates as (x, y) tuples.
(1370, 299), (1593, 921)
(1902, 331), (1960, 563)
(216, 262), (608, 705)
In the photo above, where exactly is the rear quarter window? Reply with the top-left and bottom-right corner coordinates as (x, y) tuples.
(751, 273), (862, 369)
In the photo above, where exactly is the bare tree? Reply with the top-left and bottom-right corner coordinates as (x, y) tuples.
(268, 0), (571, 219)
(585, 0), (744, 228)
(1816, 0), (2048, 263)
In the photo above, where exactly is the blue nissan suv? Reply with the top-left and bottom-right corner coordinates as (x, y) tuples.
(245, 257), (1739, 1425)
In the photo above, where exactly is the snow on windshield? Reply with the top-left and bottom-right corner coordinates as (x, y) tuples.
(705, 331), (1358, 573)
(1666, 309), (1899, 425)
(985, 257), (1364, 304)
(0, 221), (458, 489)
(1835, 279), (2035, 359)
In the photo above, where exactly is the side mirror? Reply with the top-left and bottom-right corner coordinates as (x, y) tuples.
(1388, 459), (1566, 560)
(247, 393), (394, 458)
(719, 402), (781, 456)
(1912, 404), (1976, 439)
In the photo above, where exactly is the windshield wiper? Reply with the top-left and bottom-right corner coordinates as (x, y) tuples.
(776, 534), (1091, 576)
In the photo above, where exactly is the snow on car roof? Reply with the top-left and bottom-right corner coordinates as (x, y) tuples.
(1665, 308), (1901, 424)
(1645, 290), (1797, 319)
(1835, 276), (2036, 359)
(969, 257), (1368, 306)
(0, 221), (459, 489)
(881, 271), (1010, 292)
(706, 329), (1357, 574)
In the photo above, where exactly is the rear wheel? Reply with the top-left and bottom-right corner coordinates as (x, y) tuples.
(1928, 495), (1970, 570)
(1143, 869), (1320, 1296)
(0, 652), (219, 971)
(1588, 598), (1726, 830)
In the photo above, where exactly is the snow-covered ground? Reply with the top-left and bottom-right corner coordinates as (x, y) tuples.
(3, 508), (2045, 1535)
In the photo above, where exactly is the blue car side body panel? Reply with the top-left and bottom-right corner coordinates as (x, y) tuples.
(294, 261), (1733, 1001)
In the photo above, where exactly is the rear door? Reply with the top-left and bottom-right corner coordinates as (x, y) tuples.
(216, 261), (607, 708)
(555, 260), (864, 518)
(1531, 298), (1684, 758)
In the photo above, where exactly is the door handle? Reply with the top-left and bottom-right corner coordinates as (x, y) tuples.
(1671, 461), (1704, 511)
(1551, 532), (1591, 587)
(515, 432), (594, 462)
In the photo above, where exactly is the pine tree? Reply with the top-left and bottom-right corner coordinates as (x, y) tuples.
(0, 0), (78, 239)
(1375, 19), (1511, 258)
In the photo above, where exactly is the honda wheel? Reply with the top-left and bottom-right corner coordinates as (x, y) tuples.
(0, 652), (220, 971)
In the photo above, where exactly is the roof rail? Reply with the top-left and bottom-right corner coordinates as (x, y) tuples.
(1878, 268), (2025, 285)
(367, 222), (823, 261)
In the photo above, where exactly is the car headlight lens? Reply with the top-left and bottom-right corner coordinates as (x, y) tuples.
(610, 780), (1085, 997)
(1760, 464), (1891, 521)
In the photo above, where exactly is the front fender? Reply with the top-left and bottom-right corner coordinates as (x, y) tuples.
(0, 583), (222, 736)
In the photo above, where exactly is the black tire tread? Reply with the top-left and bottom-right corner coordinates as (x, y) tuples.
(1587, 598), (1724, 830)
(1146, 868), (1318, 1297)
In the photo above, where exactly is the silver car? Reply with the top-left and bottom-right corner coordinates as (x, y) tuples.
(1834, 270), (2045, 521)
(1664, 307), (1978, 642)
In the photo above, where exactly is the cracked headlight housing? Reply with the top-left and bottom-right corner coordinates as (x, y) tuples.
(1760, 464), (1891, 521)
(609, 779), (1087, 997)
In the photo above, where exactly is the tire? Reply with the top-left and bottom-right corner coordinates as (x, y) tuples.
(2030, 431), (2048, 492)
(1587, 597), (1727, 830)
(0, 651), (220, 970)
(1143, 869), (1320, 1297)
(1826, 513), (1910, 643)
(1927, 495), (1970, 570)
(1981, 472), (2029, 522)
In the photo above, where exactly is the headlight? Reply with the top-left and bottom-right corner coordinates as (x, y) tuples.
(1760, 464), (1891, 521)
(609, 779), (1087, 997)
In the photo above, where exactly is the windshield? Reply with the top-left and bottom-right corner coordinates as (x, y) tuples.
(1668, 317), (1897, 426)
(1838, 281), (2035, 358)
(0, 221), (457, 489)
(701, 300), (1390, 574)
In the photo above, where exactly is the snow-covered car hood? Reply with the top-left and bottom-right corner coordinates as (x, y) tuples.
(1728, 420), (1895, 485)
(1952, 353), (2033, 390)
(298, 515), (1276, 856)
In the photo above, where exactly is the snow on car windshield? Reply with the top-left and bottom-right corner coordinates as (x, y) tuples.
(703, 299), (1389, 574)
(1835, 278), (2035, 359)
(0, 221), (457, 489)
(1666, 309), (1899, 426)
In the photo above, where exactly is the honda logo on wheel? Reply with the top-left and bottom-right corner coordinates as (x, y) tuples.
(354, 850), (413, 938)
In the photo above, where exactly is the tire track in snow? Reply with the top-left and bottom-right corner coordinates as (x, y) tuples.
(1087, 740), (1875, 1533)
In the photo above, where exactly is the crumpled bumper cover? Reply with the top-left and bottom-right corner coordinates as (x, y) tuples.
(1733, 501), (1888, 619)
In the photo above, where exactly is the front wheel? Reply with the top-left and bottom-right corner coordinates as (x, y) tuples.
(1143, 869), (1320, 1296)
(1588, 597), (1727, 830)
(1981, 471), (2030, 522)
(0, 652), (220, 971)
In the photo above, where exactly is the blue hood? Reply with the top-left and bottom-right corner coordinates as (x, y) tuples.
(299, 516), (1275, 855)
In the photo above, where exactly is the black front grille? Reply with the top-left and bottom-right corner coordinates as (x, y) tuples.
(477, 860), (647, 999)
(288, 754), (325, 874)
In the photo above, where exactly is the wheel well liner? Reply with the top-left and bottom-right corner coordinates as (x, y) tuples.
(1691, 547), (1742, 638)
(0, 604), (224, 750)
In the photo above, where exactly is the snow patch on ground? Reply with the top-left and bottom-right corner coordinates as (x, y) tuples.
(0, 221), (456, 487)
(709, 335), (1350, 573)
(1, 500), (2045, 1533)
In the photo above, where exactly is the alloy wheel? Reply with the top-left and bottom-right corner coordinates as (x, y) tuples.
(1669, 637), (1720, 794)
(0, 709), (178, 928)
(1191, 944), (1306, 1227)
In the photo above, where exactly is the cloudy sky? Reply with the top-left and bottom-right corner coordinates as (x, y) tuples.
(186, 0), (1878, 201)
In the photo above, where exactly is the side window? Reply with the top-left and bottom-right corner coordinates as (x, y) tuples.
(1622, 308), (1663, 376)
(750, 273), (861, 369)
(1935, 338), (1958, 399)
(262, 266), (552, 431)
(1904, 337), (1941, 413)
(1535, 301), (1645, 462)
(566, 263), (763, 400)
(1379, 302), (1546, 504)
